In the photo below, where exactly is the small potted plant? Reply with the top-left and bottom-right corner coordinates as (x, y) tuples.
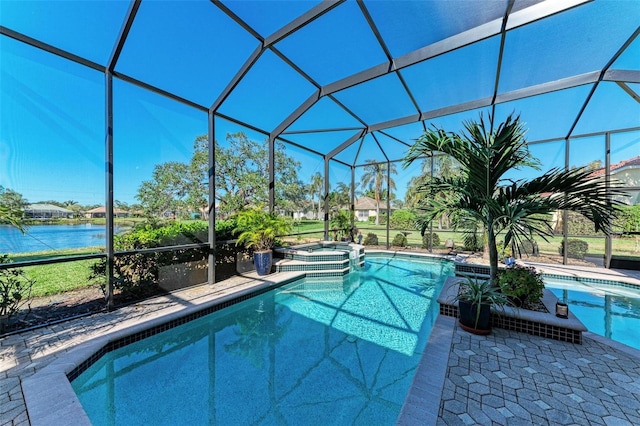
(456, 277), (508, 335)
(496, 265), (545, 308)
(233, 207), (292, 276)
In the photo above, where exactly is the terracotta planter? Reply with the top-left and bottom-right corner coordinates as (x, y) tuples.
(253, 250), (273, 276)
(458, 300), (491, 335)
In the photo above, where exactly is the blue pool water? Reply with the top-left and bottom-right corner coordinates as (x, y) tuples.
(72, 256), (454, 425)
(545, 278), (640, 351)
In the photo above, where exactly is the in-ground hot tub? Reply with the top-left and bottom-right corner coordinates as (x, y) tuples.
(273, 241), (365, 276)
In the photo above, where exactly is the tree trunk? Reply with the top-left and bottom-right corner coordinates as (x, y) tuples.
(487, 220), (499, 285)
(483, 233), (489, 260)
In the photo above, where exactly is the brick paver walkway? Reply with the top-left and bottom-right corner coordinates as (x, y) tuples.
(438, 325), (640, 425)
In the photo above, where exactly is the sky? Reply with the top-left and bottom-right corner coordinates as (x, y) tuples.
(0, 0), (638, 208)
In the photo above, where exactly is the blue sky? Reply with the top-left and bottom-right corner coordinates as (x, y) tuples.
(1, 1), (638, 207)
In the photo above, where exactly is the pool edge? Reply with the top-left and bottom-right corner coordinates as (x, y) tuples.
(397, 315), (456, 426)
(22, 271), (306, 426)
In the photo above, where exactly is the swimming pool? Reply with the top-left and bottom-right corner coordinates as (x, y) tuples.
(544, 277), (640, 351)
(71, 255), (453, 425)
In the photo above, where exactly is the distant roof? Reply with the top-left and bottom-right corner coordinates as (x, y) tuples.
(355, 196), (387, 210)
(25, 204), (72, 213)
(589, 156), (640, 178)
(85, 206), (127, 214)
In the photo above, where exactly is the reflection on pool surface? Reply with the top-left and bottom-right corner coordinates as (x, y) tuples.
(545, 278), (640, 351)
(72, 255), (453, 425)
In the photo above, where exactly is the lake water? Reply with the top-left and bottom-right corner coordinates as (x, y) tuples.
(0, 224), (110, 254)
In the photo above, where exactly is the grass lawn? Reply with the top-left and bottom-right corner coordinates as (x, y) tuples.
(6, 248), (102, 298)
(24, 259), (100, 298)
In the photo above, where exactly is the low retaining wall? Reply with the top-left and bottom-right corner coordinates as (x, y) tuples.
(438, 277), (587, 344)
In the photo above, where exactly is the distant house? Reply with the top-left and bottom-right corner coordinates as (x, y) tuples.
(354, 196), (391, 222)
(24, 204), (74, 219)
(589, 155), (640, 205)
(288, 197), (391, 222)
(292, 209), (317, 220)
(84, 206), (129, 218)
(550, 156), (640, 232)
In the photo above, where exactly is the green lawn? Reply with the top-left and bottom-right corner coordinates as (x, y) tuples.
(24, 259), (100, 298)
(5, 248), (102, 298)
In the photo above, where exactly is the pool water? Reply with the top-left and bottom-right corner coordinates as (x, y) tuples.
(545, 278), (640, 351)
(72, 256), (453, 425)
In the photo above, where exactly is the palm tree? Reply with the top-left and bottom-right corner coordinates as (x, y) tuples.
(403, 113), (622, 284)
(309, 172), (323, 220)
(360, 160), (397, 225)
(63, 200), (82, 218)
(333, 182), (351, 209)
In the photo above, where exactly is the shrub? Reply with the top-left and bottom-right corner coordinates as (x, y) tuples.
(422, 233), (440, 249)
(391, 233), (408, 247)
(463, 232), (483, 252)
(89, 220), (210, 297)
(367, 212), (387, 225)
(329, 210), (353, 241)
(566, 211), (602, 236)
(389, 210), (416, 230)
(518, 240), (539, 256)
(0, 255), (34, 332)
(363, 232), (378, 245)
(615, 204), (640, 233)
(215, 218), (237, 241)
(117, 221), (208, 249)
(497, 265), (545, 306)
(559, 239), (589, 259)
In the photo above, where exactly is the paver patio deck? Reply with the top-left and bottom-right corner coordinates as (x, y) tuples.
(2, 263), (640, 425)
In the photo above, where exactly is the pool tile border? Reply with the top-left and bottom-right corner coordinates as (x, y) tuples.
(438, 276), (587, 344)
(68, 274), (305, 382)
(22, 252), (448, 425)
(23, 272), (307, 426)
(542, 272), (640, 289)
(14, 251), (640, 426)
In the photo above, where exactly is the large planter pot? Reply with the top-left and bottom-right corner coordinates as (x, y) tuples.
(458, 300), (491, 335)
(253, 250), (273, 276)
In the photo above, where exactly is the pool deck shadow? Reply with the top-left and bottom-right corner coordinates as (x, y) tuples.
(2, 263), (640, 425)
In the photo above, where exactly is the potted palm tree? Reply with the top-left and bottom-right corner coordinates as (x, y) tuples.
(234, 208), (292, 276)
(456, 277), (508, 335)
(403, 112), (622, 285)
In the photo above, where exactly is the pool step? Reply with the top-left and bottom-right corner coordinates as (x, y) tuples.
(273, 243), (365, 278)
(273, 258), (363, 276)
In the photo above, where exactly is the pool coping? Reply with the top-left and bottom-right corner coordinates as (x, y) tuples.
(396, 315), (456, 425)
(22, 271), (306, 426)
(19, 252), (640, 425)
(438, 276), (588, 343)
(21, 252), (450, 425)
